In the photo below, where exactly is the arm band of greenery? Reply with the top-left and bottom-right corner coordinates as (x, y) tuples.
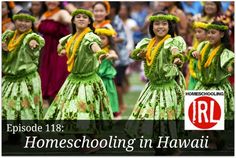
(207, 24), (228, 31)
(13, 14), (36, 22)
(130, 48), (142, 60)
(187, 49), (196, 60)
(149, 14), (180, 22)
(58, 46), (65, 54)
(226, 59), (234, 69)
(72, 9), (93, 19)
(95, 50), (107, 59)
(25, 34), (45, 51)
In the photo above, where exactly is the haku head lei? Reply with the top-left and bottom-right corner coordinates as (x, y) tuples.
(207, 23), (228, 31)
(13, 13), (36, 22)
(193, 21), (208, 29)
(95, 28), (116, 36)
(149, 14), (180, 22)
(72, 9), (93, 19)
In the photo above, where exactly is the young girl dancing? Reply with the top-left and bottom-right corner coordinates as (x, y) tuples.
(95, 27), (119, 117)
(187, 21), (208, 90)
(44, 9), (113, 125)
(125, 12), (187, 139)
(2, 10), (45, 120)
(192, 21), (234, 120)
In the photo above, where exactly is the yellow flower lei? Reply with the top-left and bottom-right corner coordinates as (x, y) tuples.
(146, 34), (171, 66)
(102, 46), (110, 53)
(197, 43), (222, 70)
(189, 60), (197, 78)
(65, 27), (91, 72)
(7, 29), (32, 52)
(198, 43), (210, 70)
(204, 44), (222, 68)
(189, 40), (199, 78)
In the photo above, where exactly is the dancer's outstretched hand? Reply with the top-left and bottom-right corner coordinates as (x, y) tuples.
(192, 50), (200, 59)
(29, 40), (39, 50)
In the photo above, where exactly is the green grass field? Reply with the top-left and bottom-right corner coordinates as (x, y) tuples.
(122, 73), (146, 119)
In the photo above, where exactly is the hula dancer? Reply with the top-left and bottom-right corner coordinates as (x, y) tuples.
(44, 9), (113, 125)
(2, 10), (45, 120)
(95, 27), (119, 116)
(187, 21), (208, 90)
(125, 12), (186, 139)
(192, 21), (234, 120)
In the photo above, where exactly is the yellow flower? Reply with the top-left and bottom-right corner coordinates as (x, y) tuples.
(8, 100), (15, 108)
(146, 34), (171, 66)
(66, 27), (91, 72)
(90, 104), (95, 112)
(78, 101), (86, 112)
(160, 111), (165, 119)
(147, 108), (154, 117)
(61, 102), (65, 109)
(34, 95), (40, 105)
(22, 98), (29, 108)
(167, 109), (176, 120)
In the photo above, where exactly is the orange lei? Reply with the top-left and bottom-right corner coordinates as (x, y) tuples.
(2, 18), (12, 33)
(146, 34), (171, 66)
(93, 20), (111, 29)
(2, 18), (12, 25)
(43, 7), (60, 18)
(65, 27), (91, 72)
(7, 29), (32, 52)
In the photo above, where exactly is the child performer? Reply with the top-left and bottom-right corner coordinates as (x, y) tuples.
(95, 27), (119, 117)
(2, 10), (45, 120)
(92, 1), (113, 29)
(44, 9), (113, 123)
(192, 21), (234, 120)
(187, 21), (208, 90)
(125, 12), (187, 139)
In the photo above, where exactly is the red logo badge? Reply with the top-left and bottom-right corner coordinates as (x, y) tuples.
(185, 91), (224, 130)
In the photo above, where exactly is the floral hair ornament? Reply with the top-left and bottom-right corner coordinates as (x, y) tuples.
(216, 15), (232, 29)
(13, 14), (36, 22)
(193, 21), (208, 29)
(95, 28), (117, 36)
(149, 14), (180, 22)
(207, 23), (228, 31)
(103, 0), (111, 14)
(72, 9), (93, 19)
